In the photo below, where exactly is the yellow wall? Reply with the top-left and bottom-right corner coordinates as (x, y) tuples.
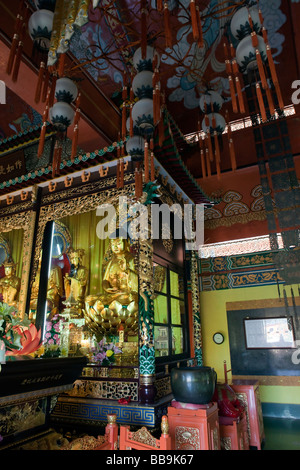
(200, 284), (300, 405)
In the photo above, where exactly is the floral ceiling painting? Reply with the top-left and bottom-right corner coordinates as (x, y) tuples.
(67, 0), (288, 135)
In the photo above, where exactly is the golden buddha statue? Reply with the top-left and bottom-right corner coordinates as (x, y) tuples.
(64, 249), (88, 315)
(0, 259), (21, 307)
(84, 238), (138, 336)
(47, 264), (63, 319)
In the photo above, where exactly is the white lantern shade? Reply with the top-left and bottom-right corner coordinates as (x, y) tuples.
(28, 9), (54, 51)
(49, 102), (75, 130)
(133, 46), (160, 72)
(132, 71), (153, 99)
(199, 91), (224, 114)
(202, 113), (226, 134)
(126, 135), (145, 161)
(55, 77), (78, 103)
(132, 98), (154, 134)
(236, 34), (267, 73)
(230, 6), (262, 41)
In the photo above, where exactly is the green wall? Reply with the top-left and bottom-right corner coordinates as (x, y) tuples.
(200, 284), (300, 406)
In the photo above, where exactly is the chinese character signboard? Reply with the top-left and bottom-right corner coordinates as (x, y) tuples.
(0, 150), (25, 183)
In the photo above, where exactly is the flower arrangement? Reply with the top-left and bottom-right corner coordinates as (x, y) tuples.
(91, 338), (122, 366)
(0, 301), (31, 352)
(41, 314), (61, 358)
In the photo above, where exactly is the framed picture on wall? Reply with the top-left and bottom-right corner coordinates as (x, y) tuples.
(244, 316), (296, 349)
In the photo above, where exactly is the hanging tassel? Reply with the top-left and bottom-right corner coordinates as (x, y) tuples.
(266, 85), (275, 116)
(291, 287), (297, 315)
(205, 148), (211, 177)
(229, 138), (237, 171)
(164, 1), (172, 48)
(200, 149), (206, 178)
(256, 82), (267, 122)
(190, 0), (199, 41)
(12, 39), (24, 82)
(256, 49), (268, 90)
(144, 141), (149, 183)
(251, 31), (259, 48)
(120, 158), (124, 189)
(151, 151), (155, 181)
(157, 0), (163, 11)
(37, 123), (47, 158)
(228, 75), (238, 113)
(122, 104), (126, 140)
(130, 104), (133, 137)
(6, 33), (19, 75)
(71, 125), (79, 162)
(235, 76), (246, 114)
(206, 131), (213, 162)
(196, 5), (204, 48)
(35, 62), (45, 104)
(274, 80), (284, 111)
(283, 287), (289, 315)
(276, 273), (281, 299)
(214, 131), (220, 163)
(116, 159), (120, 188)
(58, 53), (66, 78)
(266, 44), (278, 85)
(42, 69), (50, 102)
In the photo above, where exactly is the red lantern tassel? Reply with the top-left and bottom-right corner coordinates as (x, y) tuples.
(120, 159), (124, 188)
(200, 149), (206, 179)
(12, 40), (23, 82)
(144, 141), (149, 183)
(38, 122), (47, 158)
(274, 81), (284, 111)
(71, 125), (79, 162)
(206, 132), (213, 162)
(153, 88), (157, 126)
(116, 160), (121, 189)
(251, 31), (259, 48)
(164, 2), (172, 48)
(130, 104), (133, 137)
(235, 76), (246, 113)
(157, 0), (163, 11)
(196, 6), (204, 48)
(35, 62), (45, 104)
(266, 44), (278, 85)
(256, 82), (267, 122)
(256, 49), (268, 90)
(190, 0), (199, 41)
(6, 34), (19, 75)
(229, 138), (237, 171)
(214, 131), (220, 163)
(229, 75), (238, 113)
(205, 148), (211, 177)
(266, 85), (275, 116)
(151, 151), (155, 181)
(122, 104), (126, 140)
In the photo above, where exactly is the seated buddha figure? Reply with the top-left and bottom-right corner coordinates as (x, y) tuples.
(64, 249), (88, 315)
(84, 238), (138, 336)
(0, 259), (21, 307)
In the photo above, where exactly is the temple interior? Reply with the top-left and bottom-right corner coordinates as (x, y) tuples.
(0, 0), (299, 452)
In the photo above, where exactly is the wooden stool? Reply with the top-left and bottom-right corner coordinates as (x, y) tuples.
(219, 412), (249, 450)
(168, 401), (220, 450)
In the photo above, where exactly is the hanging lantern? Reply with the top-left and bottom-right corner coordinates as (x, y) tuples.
(202, 113), (226, 135)
(132, 98), (154, 135)
(55, 77), (78, 103)
(199, 90), (224, 114)
(126, 135), (145, 162)
(132, 71), (153, 99)
(28, 9), (54, 52)
(230, 5), (262, 41)
(236, 34), (267, 73)
(49, 102), (75, 131)
(133, 45), (160, 72)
